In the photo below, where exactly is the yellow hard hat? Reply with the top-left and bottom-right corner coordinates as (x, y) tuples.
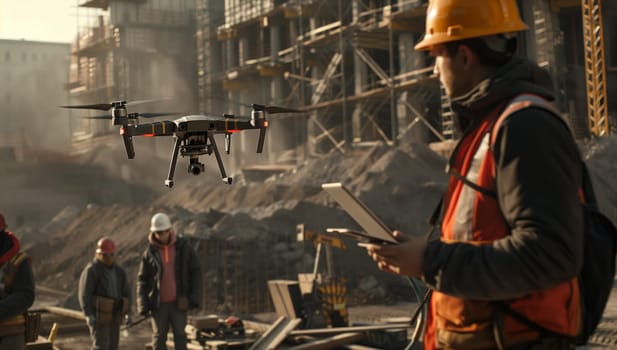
(415, 0), (528, 51)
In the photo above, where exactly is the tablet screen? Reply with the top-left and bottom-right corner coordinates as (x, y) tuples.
(322, 183), (398, 244)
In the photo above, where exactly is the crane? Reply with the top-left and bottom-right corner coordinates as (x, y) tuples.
(581, 0), (610, 136)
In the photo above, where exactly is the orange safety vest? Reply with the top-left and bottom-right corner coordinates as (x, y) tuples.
(424, 94), (580, 349)
(0, 247), (29, 338)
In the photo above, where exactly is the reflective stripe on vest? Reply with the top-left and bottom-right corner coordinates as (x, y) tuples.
(452, 132), (491, 241)
(427, 94), (580, 350)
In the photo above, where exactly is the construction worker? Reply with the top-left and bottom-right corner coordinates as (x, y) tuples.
(137, 213), (201, 350)
(365, 1), (582, 349)
(78, 237), (131, 350)
(0, 212), (34, 350)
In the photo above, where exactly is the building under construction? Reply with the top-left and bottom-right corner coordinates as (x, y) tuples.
(66, 0), (198, 143)
(67, 0), (616, 171)
(195, 0), (616, 171)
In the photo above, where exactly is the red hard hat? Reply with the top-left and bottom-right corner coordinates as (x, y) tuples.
(96, 237), (116, 254)
(0, 213), (6, 231)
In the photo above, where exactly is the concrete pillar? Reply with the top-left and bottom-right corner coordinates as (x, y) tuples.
(225, 40), (237, 70)
(270, 23), (281, 60)
(238, 36), (249, 67)
(397, 32), (416, 139)
(520, 0), (537, 62)
(351, 0), (368, 143)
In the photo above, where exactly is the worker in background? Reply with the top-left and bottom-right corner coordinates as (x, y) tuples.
(78, 237), (131, 350)
(137, 213), (201, 350)
(0, 212), (34, 350)
(364, 1), (582, 349)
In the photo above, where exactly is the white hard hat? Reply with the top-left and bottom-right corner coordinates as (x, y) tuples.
(150, 213), (172, 232)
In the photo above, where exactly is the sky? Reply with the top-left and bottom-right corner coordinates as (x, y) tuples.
(0, 0), (81, 43)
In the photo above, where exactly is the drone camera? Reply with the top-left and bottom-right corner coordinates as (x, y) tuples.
(189, 158), (205, 175)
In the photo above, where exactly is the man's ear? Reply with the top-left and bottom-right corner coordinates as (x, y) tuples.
(458, 45), (476, 69)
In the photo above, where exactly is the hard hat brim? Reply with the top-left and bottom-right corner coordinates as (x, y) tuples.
(414, 23), (528, 51)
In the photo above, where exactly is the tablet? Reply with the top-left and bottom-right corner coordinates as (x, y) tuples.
(321, 183), (398, 244)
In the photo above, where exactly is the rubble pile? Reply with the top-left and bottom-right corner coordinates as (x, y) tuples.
(21, 134), (617, 317)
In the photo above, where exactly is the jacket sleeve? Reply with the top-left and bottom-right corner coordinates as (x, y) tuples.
(187, 244), (202, 308)
(0, 258), (35, 319)
(422, 109), (583, 300)
(78, 264), (96, 317)
(120, 267), (132, 313)
(136, 252), (150, 314)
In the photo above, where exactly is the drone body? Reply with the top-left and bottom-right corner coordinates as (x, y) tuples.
(62, 100), (298, 188)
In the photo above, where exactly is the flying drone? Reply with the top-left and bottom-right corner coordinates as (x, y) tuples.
(61, 100), (301, 188)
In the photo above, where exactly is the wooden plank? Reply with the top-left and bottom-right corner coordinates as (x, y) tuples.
(249, 317), (301, 350)
(26, 336), (54, 350)
(291, 323), (410, 336)
(289, 332), (364, 350)
(40, 306), (86, 321)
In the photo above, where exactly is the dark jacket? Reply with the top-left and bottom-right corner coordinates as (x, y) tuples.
(136, 234), (201, 314)
(422, 57), (584, 300)
(78, 259), (131, 318)
(0, 231), (35, 321)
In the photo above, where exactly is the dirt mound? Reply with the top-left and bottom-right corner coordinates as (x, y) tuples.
(24, 135), (617, 316)
(25, 140), (449, 313)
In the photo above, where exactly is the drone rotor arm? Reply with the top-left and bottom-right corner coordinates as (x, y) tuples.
(131, 121), (177, 136)
(219, 118), (254, 132)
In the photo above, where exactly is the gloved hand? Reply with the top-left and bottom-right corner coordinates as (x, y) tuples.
(124, 314), (132, 326)
(86, 315), (96, 328)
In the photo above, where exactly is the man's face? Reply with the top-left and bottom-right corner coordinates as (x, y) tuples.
(153, 229), (171, 244)
(96, 252), (114, 267)
(430, 44), (473, 98)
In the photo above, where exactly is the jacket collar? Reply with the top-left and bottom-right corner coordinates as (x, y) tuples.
(148, 231), (176, 249)
(449, 56), (555, 132)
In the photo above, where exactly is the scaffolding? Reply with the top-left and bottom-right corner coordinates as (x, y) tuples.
(198, 0), (441, 166)
(66, 0), (198, 140)
(205, 0), (617, 162)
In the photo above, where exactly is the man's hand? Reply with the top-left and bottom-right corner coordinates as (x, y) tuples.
(363, 230), (426, 277)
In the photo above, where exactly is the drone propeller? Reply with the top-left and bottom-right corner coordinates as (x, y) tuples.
(201, 96), (303, 114)
(80, 112), (180, 120)
(61, 98), (170, 111)
(62, 103), (116, 111)
(261, 105), (302, 114)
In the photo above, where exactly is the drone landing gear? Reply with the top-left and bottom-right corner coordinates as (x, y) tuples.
(164, 134), (233, 188)
(208, 135), (233, 185)
(165, 137), (182, 188)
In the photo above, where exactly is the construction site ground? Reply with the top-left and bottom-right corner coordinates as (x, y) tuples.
(8, 133), (617, 349)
